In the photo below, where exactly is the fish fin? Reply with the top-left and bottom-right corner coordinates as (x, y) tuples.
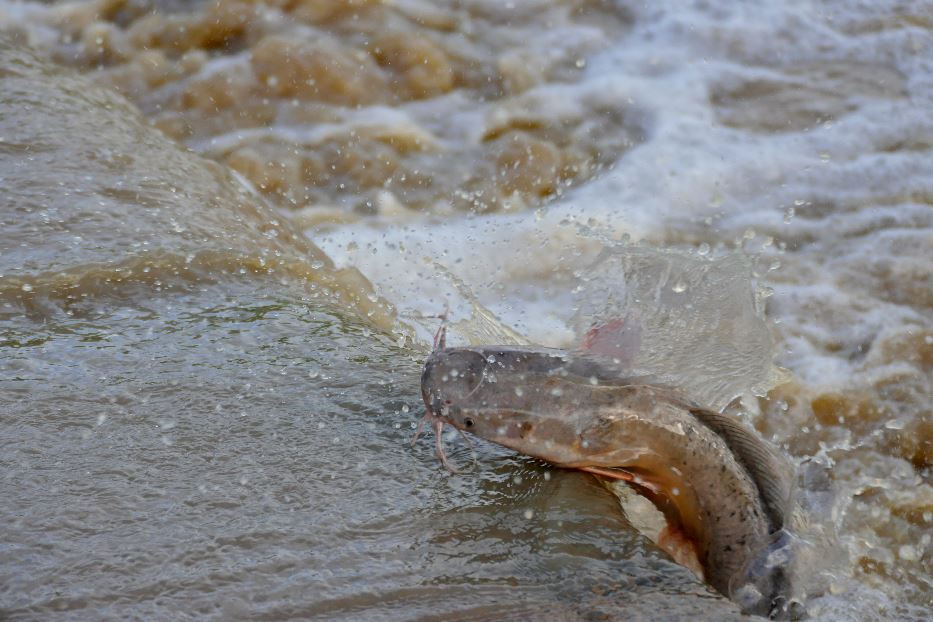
(657, 524), (705, 581)
(730, 529), (800, 619)
(689, 408), (795, 532)
(579, 465), (636, 483)
(578, 314), (642, 368)
(579, 466), (662, 494)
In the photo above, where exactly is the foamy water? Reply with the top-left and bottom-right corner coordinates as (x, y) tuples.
(1, 0), (930, 619)
(315, 6), (933, 615)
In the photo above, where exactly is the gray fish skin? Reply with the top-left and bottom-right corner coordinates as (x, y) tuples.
(421, 346), (795, 617)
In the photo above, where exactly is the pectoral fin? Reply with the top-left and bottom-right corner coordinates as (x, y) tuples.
(579, 466), (662, 494)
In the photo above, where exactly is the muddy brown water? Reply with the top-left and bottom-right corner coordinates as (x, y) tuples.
(1, 0), (932, 619)
(0, 41), (744, 620)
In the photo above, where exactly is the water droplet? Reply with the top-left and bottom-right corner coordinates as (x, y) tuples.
(550, 387), (563, 397)
(898, 545), (919, 561)
(486, 355), (496, 363)
(523, 509), (534, 520)
(697, 243), (710, 255)
(401, 404), (410, 413)
(672, 280), (687, 293)
(21, 283), (32, 292)
(514, 387), (524, 397)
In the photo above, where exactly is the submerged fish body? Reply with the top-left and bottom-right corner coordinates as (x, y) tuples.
(421, 346), (797, 617)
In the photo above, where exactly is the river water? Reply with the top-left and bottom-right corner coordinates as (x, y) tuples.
(0, 1), (930, 620)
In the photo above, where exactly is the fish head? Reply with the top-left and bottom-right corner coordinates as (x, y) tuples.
(420, 347), (488, 413)
(421, 347), (593, 464)
(421, 346), (573, 413)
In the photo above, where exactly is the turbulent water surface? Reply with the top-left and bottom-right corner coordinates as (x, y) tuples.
(1, 1), (931, 620)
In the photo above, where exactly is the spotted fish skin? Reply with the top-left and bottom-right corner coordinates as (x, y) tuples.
(421, 346), (795, 617)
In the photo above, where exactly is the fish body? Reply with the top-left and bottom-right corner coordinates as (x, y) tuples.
(420, 346), (796, 617)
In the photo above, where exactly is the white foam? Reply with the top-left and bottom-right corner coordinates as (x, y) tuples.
(319, 0), (932, 397)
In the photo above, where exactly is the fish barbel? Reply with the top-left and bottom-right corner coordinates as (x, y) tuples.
(418, 345), (797, 618)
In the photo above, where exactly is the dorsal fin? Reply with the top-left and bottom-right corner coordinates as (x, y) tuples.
(689, 408), (795, 532)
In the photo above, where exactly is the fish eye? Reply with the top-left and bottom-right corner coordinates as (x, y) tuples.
(463, 417), (475, 428)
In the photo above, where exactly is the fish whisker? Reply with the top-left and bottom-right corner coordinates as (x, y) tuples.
(432, 306), (448, 351)
(411, 410), (434, 447)
(412, 406), (475, 474)
(431, 417), (474, 474)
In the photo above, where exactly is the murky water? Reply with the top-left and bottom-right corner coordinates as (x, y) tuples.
(1, 1), (931, 620)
